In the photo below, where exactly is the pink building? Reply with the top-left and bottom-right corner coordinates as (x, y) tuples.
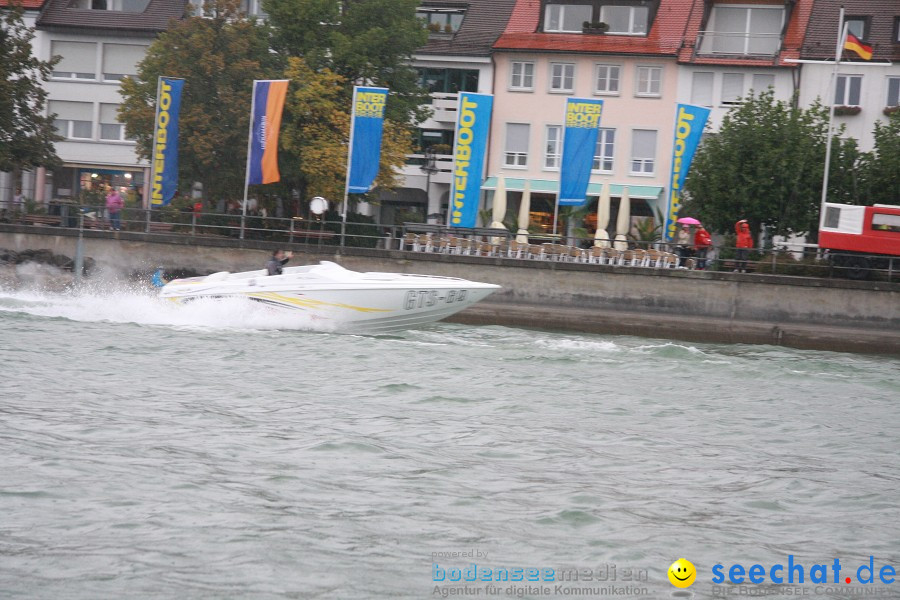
(485, 0), (695, 239)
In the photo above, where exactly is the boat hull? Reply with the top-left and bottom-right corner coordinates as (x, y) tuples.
(158, 261), (499, 333)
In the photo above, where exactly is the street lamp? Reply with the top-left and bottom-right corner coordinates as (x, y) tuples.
(420, 146), (439, 224)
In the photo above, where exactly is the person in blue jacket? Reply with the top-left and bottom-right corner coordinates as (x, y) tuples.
(150, 267), (168, 288)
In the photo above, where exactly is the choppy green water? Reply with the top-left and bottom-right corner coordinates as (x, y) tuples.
(1, 287), (898, 599)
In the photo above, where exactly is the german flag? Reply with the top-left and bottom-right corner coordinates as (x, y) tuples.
(844, 32), (873, 60)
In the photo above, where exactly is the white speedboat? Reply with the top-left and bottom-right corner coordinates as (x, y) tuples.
(158, 260), (500, 333)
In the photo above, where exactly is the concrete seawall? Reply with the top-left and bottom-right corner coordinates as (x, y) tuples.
(2, 225), (898, 354)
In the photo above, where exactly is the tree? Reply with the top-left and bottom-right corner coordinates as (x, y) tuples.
(683, 90), (861, 240)
(0, 4), (61, 172)
(858, 111), (900, 206)
(278, 57), (415, 207)
(264, 0), (430, 124)
(118, 0), (278, 202)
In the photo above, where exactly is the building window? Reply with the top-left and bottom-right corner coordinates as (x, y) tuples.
(630, 129), (656, 175)
(887, 77), (900, 107)
(68, 0), (150, 12)
(417, 6), (466, 33)
(50, 100), (93, 139)
(750, 73), (775, 93)
(240, 0), (267, 16)
(544, 3), (592, 33)
(701, 5), (784, 56)
(722, 73), (744, 104)
(510, 62), (534, 91)
(544, 125), (561, 170)
(894, 17), (900, 43)
(690, 72), (714, 106)
(595, 64), (620, 94)
(600, 4), (649, 35)
(50, 41), (96, 79)
(102, 43), (146, 82)
(835, 75), (862, 106)
(418, 68), (479, 94)
(550, 63), (575, 93)
(99, 103), (129, 141)
(635, 66), (661, 97)
(505, 123), (530, 168)
(592, 128), (615, 172)
(844, 16), (868, 40)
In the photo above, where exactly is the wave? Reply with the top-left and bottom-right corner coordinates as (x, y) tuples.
(0, 286), (336, 333)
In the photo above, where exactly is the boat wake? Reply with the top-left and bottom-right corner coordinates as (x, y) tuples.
(0, 285), (338, 333)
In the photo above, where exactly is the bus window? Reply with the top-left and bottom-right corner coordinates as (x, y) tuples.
(871, 213), (900, 233)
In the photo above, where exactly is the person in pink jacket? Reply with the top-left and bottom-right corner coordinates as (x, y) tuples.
(106, 187), (124, 231)
(734, 219), (753, 272)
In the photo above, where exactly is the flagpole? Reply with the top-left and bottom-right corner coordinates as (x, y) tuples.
(240, 80), (259, 240)
(820, 7), (846, 230)
(340, 86), (359, 248)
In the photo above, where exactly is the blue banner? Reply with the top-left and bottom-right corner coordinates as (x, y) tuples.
(247, 80), (289, 186)
(347, 86), (388, 194)
(450, 92), (493, 228)
(150, 77), (183, 206)
(665, 103), (710, 241)
(558, 98), (604, 206)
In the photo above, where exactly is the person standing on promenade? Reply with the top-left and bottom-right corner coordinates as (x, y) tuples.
(106, 186), (124, 231)
(694, 225), (712, 270)
(266, 249), (292, 275)
(12, 188), (24, 218)
(734, 219), (753, 272)
(676, 225), (694, 265)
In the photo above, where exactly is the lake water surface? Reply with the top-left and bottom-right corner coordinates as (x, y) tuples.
(1, 285), (898, 599)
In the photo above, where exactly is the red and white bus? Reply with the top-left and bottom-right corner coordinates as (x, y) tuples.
(819, 203), (900, 279)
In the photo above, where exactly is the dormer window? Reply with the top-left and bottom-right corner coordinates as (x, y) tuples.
(543, 1), (655, 36)
(417, 6), (466, 34)
(544, 4), (592, 33)
(68, 0), (149, 12)
(600, 4), (648, 35)
(699, 4), (784, 56)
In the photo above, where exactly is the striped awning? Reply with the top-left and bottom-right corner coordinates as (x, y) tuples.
(481, 177), (664, 200)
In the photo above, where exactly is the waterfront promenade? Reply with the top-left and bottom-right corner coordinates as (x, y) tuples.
(1, 223), (897, 354)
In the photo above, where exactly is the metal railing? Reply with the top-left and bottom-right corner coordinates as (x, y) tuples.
(8, 206), (897, 282)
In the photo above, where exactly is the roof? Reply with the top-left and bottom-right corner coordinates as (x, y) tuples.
(417, 0), (517, 58)
(0, 0), (45, 8)
(801, 0), (900, 62)
(493, 0), (694, 57)
(36, 0), (186, 34)
(678, 0), (814, 67)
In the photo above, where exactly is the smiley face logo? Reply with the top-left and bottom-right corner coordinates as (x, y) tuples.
(668, 558), (696, 588)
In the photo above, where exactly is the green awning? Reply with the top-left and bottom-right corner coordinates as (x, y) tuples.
(481, 177), (664, 200)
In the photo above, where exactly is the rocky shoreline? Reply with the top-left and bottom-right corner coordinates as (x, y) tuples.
(0, 248), (95, 292)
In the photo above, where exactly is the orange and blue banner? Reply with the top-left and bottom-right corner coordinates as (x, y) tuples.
(559, 98), (604, 206)
(247, 79), (289, 185)
(664, 103), (710, 241)
(347, 86), (388, 194)
(450, 92), (493, 228)
(150, 77), (183, 206)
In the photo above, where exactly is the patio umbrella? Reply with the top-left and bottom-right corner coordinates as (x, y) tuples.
(516, 179), (531, 244)
(491, 174), (507, 230)
(677, 216), (701, 225)
(613, 186), (630, 251)
(593, 183), (611, 248)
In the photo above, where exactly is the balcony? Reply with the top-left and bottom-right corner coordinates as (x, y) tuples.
(696, 30), (782, 57)
(404, 152), (454, 185)
(430, 92), (459, 124)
